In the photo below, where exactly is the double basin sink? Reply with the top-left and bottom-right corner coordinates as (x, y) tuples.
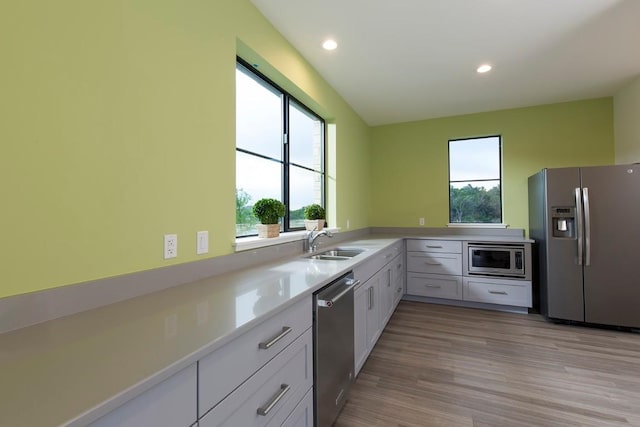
(306, 248), (365, 261)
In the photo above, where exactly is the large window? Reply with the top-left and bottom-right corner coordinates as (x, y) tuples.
(448, 136), (502, 224)
(235, 60), (325, 237)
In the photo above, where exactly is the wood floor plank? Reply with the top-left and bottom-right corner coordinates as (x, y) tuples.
(335, 301), (640, 427)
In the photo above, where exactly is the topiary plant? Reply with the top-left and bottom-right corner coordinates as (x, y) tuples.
(304, 204), (325, 220)
(252, 198), (286, 224)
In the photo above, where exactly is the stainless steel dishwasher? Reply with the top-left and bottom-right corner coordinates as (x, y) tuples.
(313, 271), (358, 427)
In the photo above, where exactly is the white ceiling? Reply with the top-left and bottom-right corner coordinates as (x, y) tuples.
(250, 0), (640, 126)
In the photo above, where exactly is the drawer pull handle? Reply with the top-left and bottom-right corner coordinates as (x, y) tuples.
(397, 264), (402, 269)
(425, 261), (442, 265)
(425, 285), (441, 289)
(426, 245), (443, 248)
(257, 383), (290, 416)
(258, 327), (292, 350)
(489, 290), (508, 295)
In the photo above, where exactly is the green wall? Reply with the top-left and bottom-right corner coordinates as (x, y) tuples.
(370, 98), (614, 232)
(0, 0), (371, 298)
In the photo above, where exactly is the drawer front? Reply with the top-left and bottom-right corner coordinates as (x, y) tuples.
(354, 241), (403, 284)
(406, 239), (461, 253)
(463, 277), (532, 307)
(199, 298), (312, 416)
(281, 388), (313, 427)
(199, 329), (313, 427)
(407, 273), (462, 300)
(407, 253), (462, 275)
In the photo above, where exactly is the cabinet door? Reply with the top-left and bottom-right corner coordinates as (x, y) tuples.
(90, 364), (196, 427)
(365, 275), (382, 353)
(353, 283), (369, 375)
(379, 267), (393, 328)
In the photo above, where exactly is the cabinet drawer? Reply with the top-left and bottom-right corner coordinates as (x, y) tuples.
(281, 387), (313, 427)
(407, 252), (462, 275)
(407, 273), (462, 300)
(199, 329), (313, 427)
(199, 298), (311, 416)
(354, 241), (403, 284)
(463, 277), (532, 307)
(406, 239), (461, 253)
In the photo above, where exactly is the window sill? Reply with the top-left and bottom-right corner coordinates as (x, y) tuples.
(234, 228), (340, 252)
(447, 223), (509, 229)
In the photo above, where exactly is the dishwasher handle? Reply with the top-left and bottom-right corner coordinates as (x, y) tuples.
(317, 279), (360, 308)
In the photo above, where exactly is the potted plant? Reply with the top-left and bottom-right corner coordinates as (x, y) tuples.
(253, 198), (286, 238)
(304, 204), (326, 231)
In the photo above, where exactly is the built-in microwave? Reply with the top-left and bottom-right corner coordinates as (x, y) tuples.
(466, 243), (526, 278)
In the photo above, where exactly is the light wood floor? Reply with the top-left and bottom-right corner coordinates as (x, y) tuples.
(335, 301), (640, 427)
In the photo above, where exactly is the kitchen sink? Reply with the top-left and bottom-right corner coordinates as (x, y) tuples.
(306, 248), (365, 261)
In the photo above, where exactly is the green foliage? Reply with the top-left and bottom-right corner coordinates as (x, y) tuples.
(252, 198), (286, 224)
(236, 188), (255, 224)
(303, 204), (325, 220)
(449, 184), (501, 223)
(290, 206), (305, 221)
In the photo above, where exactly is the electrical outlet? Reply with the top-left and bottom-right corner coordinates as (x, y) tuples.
(346, 219), (350, 229)
(419, 217), (425, 226)
(164, 234), (178, 259)
(196, 231), (209, 255)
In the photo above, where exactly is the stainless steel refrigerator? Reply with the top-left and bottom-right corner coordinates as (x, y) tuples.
(528, 165), (640, 329)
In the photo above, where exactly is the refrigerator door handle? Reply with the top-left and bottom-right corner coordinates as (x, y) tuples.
(575, 187), (584, 265)
(583, 187), (591, 266)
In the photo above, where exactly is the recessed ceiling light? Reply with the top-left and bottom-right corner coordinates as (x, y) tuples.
(322, 39), (338, 51)
(477, 64), (492, 73)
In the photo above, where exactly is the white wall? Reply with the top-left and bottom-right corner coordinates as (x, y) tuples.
(614, 75), (640, 164)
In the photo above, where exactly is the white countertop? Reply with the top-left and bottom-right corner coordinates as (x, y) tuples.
(0, 237), (399, 427)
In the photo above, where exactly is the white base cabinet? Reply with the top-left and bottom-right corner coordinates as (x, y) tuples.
(354, 273), (381, 375)
(406, 238), (532, 310)
(199, 329), (313, 427)
(354, 242), (405, 376)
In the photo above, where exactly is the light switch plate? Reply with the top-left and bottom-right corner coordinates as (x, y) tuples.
(196, 230), (209, 255)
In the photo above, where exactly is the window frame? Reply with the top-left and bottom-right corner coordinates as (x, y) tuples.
(447, 135), (503, 224)
(235, 57), (326, 237)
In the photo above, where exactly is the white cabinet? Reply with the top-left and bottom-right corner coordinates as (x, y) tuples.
(198, 299), (311, 417)
(199, 329), (312, 427)
(407, 238), (532, 309)
(353, 241), (405, 376)
(90, 364), (197, 427)
(354, 273), (381, 375)
(406, 239), (463, 301)
(198, 297), (313, 427)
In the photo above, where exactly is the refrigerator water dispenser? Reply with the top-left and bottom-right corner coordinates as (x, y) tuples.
(551, 206), (575, 238)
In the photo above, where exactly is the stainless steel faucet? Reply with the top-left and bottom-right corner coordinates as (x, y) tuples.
(307, 228), (333, 253)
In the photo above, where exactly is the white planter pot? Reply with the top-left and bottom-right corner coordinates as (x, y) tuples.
(256, 224), (281, 238)
(304, 219), (325, 231)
